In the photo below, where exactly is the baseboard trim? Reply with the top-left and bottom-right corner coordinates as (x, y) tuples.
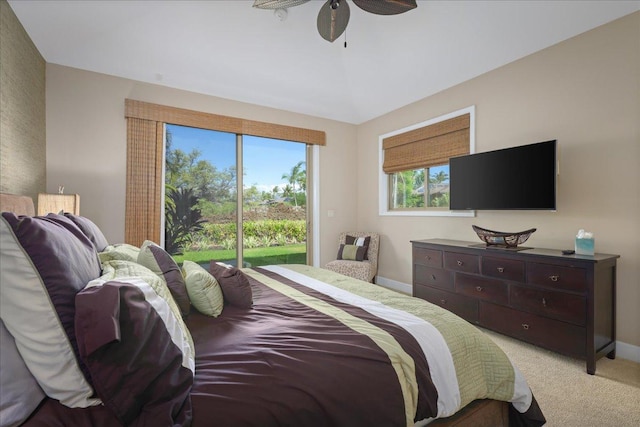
(375, 275), (640, 364)
(616, 341), (640, 363)
(375, 275), (412, 295)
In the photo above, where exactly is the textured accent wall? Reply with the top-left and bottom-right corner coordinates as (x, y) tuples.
(0, 0), (45, 200)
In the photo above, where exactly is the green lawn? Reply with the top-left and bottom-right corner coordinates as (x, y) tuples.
(173, 243), (307, 267)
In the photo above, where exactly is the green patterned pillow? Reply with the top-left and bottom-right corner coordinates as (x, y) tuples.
(182, 261), (224, 317)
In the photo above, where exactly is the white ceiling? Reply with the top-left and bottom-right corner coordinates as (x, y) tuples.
(8, 0), (640, 124)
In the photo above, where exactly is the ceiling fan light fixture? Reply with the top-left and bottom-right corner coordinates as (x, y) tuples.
(253, 0), (310, 10)
(317, 0), (350, 42)
(352, 0), (417, 15)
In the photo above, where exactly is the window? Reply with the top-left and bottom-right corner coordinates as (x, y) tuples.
(389, 166), (450, 210)
(378, 106), (475, 217)
(124, 99), (325, 266)
(164, 125), (310, 268)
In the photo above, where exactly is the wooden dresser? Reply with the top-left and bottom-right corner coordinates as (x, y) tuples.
(411, 239), (619, 374)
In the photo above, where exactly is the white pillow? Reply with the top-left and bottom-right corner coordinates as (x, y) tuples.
(182, 261), (224, 317)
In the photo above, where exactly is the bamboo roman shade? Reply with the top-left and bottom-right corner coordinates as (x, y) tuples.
(382, 113), (470, 173)
(124, 99), (325, 246)
(125, 117), (163, 246)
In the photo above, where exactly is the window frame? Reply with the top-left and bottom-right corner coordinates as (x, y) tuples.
(378, 106), (476, 217)
(125, 99), (324, 266)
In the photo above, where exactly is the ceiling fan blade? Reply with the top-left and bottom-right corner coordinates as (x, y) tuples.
(352, 0), (417, 15)
(317, 0), (350, 43)
(252, 0), (310, 9)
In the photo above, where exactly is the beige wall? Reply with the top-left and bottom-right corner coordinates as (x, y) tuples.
(0, 0), (45, 199)
(42, 11), (639, 350)
(45, 65), (358, 265)
(358, 12), (640, 348)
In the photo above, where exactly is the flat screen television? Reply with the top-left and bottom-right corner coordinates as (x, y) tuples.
(449, 140), (557, 210)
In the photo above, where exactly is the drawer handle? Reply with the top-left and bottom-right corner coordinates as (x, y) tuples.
(542, 297), (547, 307)
(475, 286), (483, 292)
(522, 323), (530, 330)
(457, 260), (464, 266)
(440, 299), (447, 305)
(497, 267), (504, 273)
(549, 275), (559, 282)
(425, 255), (431, 261)
(431, 274), (436, 281)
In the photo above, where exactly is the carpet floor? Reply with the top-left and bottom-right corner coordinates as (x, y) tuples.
(479, 328), (640, 427)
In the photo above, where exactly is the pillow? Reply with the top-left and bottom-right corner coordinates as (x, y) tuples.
(337, 243), (367, 261)
(209, 261), (253, 308)
(182, 261), (224, 317)
(137, 240), (190, 316)
(62, 213), (109, 252)
(0, 213), (101, 408)
(99, 243), (140, 263)
(99, 260), (195, 354)
(0, 319), (46, 427)
(75, 279), (194, 426)
(345, 235), (371, 260)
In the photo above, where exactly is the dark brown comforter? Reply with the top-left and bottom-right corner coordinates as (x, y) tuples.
(22, 265), (544, 427)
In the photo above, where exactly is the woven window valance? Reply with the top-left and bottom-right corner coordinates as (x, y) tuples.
(125, 99), (326, 146)
(382, 113), (470, 173)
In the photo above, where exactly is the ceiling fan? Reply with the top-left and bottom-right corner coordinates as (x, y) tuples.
(253, 0), (418, 43)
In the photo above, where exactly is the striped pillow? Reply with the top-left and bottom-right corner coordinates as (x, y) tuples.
(138, 240), (191, 316)
(337, 243), (367, 261)
(76, 278), (194, 425)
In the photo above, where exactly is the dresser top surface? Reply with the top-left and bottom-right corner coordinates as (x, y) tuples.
(411, 238), (619, 263)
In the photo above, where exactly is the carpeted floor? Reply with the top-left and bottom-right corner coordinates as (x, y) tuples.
(479, 328), (640, 427)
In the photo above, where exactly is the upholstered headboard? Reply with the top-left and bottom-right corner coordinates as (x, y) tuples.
(0, 193), (35, 216)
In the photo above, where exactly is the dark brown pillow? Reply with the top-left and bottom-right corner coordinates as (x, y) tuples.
(345, 235), (371, 260)
(63, 213), (109, 252)
(209, 261), (253, 308)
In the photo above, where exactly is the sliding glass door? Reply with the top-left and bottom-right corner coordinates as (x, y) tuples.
(164, 124), (309, 268)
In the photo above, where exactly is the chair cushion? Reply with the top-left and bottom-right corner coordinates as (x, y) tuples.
(324, 259), (373, 282)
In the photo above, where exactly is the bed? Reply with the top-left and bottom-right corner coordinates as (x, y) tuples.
(0, 193), (545, 427)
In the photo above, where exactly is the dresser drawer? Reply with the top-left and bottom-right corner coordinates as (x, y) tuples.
(414, 285), (478, 321)
(414, 265), (453, 291)
(444, 251), (480, 274)
(479, 302), (586, 358)
(527, 262), (586, 292)
(482, 256), (524, 282)
(456, 274), (508, 305)
(413, 247), (442, 268)
(510, 285), (586, 326)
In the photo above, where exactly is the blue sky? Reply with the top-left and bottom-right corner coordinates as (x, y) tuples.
(166, 124), (306, 192)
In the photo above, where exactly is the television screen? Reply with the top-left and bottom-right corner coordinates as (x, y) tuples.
(449, 140), (557, 210)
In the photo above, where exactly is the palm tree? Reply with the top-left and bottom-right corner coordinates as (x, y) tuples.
(282, 161), (305, 207)
(430, 170), (449, 184)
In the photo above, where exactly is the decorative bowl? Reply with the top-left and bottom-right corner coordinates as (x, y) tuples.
(472, 225), (536, 248)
